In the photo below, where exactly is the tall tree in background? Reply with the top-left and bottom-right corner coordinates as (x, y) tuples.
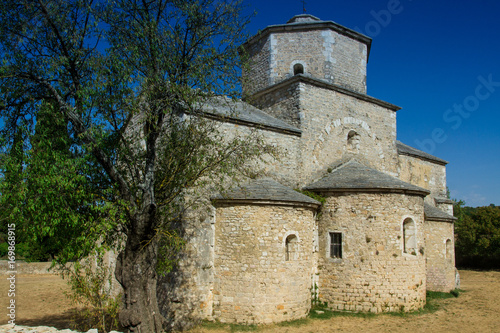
(454, 202), (500, 269)
(0, 1), (268, 331)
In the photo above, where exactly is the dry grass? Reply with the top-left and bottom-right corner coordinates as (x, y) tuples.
(1, 270), (499, 332)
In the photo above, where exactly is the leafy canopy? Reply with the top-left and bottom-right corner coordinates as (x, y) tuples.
(0, 0), (267, 264)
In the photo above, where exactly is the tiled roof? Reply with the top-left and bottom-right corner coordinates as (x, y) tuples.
(304, 160), (430, 196)
(201, 97), (301, 136)
(213, 179), (321, 207)
(424, 203), (457, 222)
(397, 141), (448, 165)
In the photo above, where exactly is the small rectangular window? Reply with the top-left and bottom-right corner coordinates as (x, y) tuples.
(330, 232), (342, 259)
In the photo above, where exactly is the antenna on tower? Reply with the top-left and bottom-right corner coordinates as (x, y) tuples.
(301, 0), (307, 13)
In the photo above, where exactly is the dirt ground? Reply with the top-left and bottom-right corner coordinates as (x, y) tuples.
(1, 270), (499, 332)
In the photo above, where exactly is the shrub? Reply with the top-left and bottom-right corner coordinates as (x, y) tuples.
(60, 250), (121, 333)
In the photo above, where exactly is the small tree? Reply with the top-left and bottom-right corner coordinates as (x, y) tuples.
(0, 1), (270, 331)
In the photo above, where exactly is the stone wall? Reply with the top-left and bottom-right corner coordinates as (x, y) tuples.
(398, 154), (448, 205)
(213, 204), (316, 324)
(298, 83), (399, 181)
(243, 35), (272, 97)
(317, 192), (426, 313)
(251, 81), (399, 184)
(157, 206), (216, 331)
(243, 26), (368, 95)
(216, 121), (302, 189)
(424, 220), (457, 292)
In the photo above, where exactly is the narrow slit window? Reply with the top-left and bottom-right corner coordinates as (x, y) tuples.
(445, 239), (452, 260)
(285, 234), (298, 261)
(403, 218), (416, 255)
(330, 232), (342, 259)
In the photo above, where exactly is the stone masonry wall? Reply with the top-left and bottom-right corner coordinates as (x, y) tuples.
(243, 35), (272, 97)
(213, 204), (315, 324)
(157, 206), (216, 331)
(243, 27), (367, 96)
(317, 193), (426, 313)
(424, 220), (457, 292)
(250, 82), (399, 186)
(299, 84), (399, 181)
(216, 121), (302, 189)
(398, 154), (448, 205)
(269, 30), (367, 93)
(249, 81), (302, 129)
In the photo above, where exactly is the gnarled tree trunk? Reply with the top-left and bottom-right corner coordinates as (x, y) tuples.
(116, 236), (166, 333)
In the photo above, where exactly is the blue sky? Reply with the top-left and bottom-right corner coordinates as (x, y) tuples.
(242, 0), (500, 207)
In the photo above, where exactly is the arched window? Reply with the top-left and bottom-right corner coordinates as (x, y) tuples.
(285, 234), (298, 261)
(445, 239), (452, 260)
(403, 218), (416, 255)
(293, 63), (304, 75)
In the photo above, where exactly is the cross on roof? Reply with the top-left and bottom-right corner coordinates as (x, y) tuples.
(301, 0), (307, 13)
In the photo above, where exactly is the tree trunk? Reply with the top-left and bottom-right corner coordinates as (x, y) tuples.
(116, 237), (166, 333)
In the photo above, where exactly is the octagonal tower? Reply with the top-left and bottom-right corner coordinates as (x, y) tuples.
(242, 14), (371, 96)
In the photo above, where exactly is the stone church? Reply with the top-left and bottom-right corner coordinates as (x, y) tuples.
(159, 14), (458, 327)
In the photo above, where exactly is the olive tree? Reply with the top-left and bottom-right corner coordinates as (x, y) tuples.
(0, 1), (268, 331)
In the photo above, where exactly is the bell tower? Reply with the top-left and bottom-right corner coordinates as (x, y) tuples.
(242, 14), (371, 96)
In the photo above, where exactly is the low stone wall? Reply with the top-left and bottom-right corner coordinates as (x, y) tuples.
(0, 325), (121, 333)
(0, 261), (55, 275)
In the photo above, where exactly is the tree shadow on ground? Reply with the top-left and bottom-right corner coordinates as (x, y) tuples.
(16, 308), (79, 330)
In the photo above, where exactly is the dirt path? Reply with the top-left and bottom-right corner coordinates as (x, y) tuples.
(1, 270), (499, 332)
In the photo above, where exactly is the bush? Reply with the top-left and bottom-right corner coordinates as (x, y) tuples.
(60, 251), (121, 333)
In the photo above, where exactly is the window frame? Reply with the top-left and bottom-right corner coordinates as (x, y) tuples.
(328, 231), (343, 261)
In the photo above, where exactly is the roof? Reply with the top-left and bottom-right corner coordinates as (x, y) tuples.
(244, 15), (372, 60)
(424, 203), (457, 222)
(304, 160), (430, 196)
(435, 197), (455, 205)
(200, 97), (301, 136)
(397, 141), (448, 165)
(212, 179), (321, 208)
(249, 75), (401, 112)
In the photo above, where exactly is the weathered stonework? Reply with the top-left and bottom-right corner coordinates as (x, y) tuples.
(243, 14), (370, 96)
(317, 193), (426, 312)
(424, 220), (456, 292)
(154, 13), (458, 327)
(398, 152), (448, 204)
(213, 204), (316, 324)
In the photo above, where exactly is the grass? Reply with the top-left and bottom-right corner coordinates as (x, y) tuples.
(200, 320), (258, 332)
(387, 289), (462, 317)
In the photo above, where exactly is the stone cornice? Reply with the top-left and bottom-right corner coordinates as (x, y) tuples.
(309, 188), (430, 197)
(212, 199), (320, 210)
(244, 20), (372, 60)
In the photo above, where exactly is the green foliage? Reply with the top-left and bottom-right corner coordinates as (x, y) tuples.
(454, 201), (500, 269)
(156, 228), (185, 276)
(295, 189), (326, 205)
(60, 251), (121, 333)
(0, 102), (115, 263)
(0, 1), (273, 330)
(0, 242), (7, 257)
